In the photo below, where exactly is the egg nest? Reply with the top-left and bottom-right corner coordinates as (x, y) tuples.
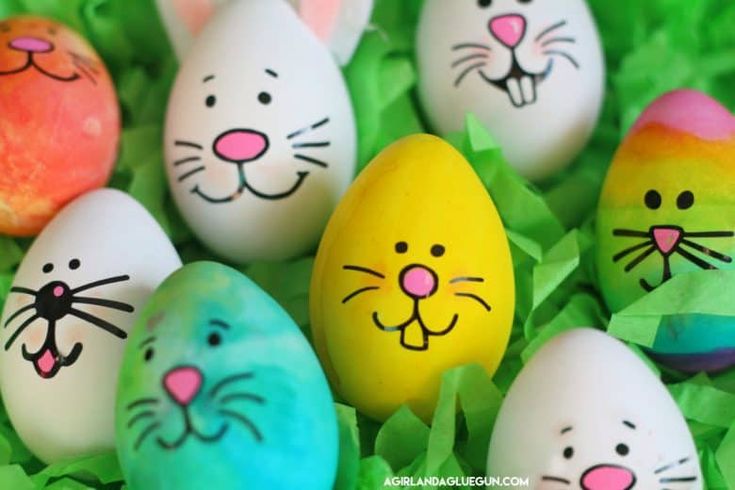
(1, 0), (735, 489)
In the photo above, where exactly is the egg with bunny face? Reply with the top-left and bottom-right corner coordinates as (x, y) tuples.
(416, 0), (605, 181)
(487, 329), (702, 490)
(597, 89), (735, 372)
(165, 0), (359, 263)
(0, 189), (181, 463)
(310, 134), (515, 423)
(116, 262), (338, 490)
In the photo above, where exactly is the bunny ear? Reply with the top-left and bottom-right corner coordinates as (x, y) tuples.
(293, 0), (374, 66)
(156, 0), (225, 60)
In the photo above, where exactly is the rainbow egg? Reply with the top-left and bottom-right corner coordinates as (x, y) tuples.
(596, 89), (735, 372)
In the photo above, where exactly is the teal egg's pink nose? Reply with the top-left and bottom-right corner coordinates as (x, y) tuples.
(9, 36), (53, 53)
(581, 465), (636, 490)
(164, 366), (203, 406)
(213, 129), (269, 163)
(400, 265), (438, 299)
(489, 14), (526, 49)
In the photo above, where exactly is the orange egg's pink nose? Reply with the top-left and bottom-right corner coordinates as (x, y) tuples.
(9, 36), (53, 53)
(489, 14), (526, 49)
(164, 366), (203, 406)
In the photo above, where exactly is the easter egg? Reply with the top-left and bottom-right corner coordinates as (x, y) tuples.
(0, 16), (120, 236)
(310, 134), (514, 422)
(416, 0), (605, 181)
(596, 89), (735, 372)
(116, 262), (338, 490)
(0, 189), (181, 463)
(487, 328), (702, 489)
(164, 0), (357, 263)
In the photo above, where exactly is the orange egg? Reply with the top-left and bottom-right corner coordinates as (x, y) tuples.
(0, 16), (120, 236)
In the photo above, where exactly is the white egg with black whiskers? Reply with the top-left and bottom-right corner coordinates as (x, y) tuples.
(417, 0), (605, 181)
(487, 329), (702, 490)
(0, 189), (181, 463)
(165, 0), (363, 263)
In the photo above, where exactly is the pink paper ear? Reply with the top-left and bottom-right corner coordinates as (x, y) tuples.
(172, 0), (217, 36)
(298, 0), (342, 42)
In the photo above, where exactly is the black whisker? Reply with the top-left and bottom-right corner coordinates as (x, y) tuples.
(452, 43), (492, 51)
(675, 248), (716, 270)
(74, 64), (97, 85)
(178, 166), (206, 182)
(451, 53), (488, 68)
(541, 37), (576, 47)
(127, 398), (160, 411)
(660, 476), (697, 483)
(134, 422), (161, 450)
(613, 229), (651, 238)
(174, 140), (203, 150)
(209, 372), (255, 397)
(219, 393), (266, 405)
(4, 314), (40, 350)
(454, 62), (485, 87)
(294, 154), (329, 168)
(72, 296), (135, 313)
(683, 231), (735, 238)
(174, 156), (202, 166)
(449, 276), (485, 284)
(543, 50), (580, 69)
(292, 141), (330, 149)
(624, 246), (656, 272)
(680, 239), (732, 263)
(127, 410), (155, 429)
(342, 287), (380, 304)
(455, 292), (491, 311)
(343, 265), (385, 279)
(535, 20), (568, 42)
(287, 117), (330, 140)
(3, 303), (35, 328)
(541, 476), (570, 485)
(68, 308), (128, 339)
(71, 275), (130, 294)
(655, 458), (690, 474)
(10, 286), (37, 297)
(613, 241), (654, 262)
(219, 409), (263, 442)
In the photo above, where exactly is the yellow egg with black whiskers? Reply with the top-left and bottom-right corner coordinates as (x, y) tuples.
(310, 134), (515, 422)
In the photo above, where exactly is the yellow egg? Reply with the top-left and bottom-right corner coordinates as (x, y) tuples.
(310, 134), (515, 422)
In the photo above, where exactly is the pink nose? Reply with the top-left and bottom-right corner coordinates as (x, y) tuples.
(400, 265), (438, 299)
(581, 465), (636, 490)
(652, 227), (682, 255)
(213, 129), (269, 163)
(9, 36), (53, 53)
(489, 14), (527, 49)
(163, 366), (203, 406)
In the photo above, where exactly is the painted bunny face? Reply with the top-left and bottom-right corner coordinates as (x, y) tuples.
(164, 0), (357, 263)
(416, 0), (605, 180)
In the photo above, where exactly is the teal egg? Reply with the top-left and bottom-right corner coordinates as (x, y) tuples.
(115, 262), (338, 489)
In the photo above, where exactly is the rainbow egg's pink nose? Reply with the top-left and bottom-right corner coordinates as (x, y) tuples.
(164, 366), (203, 406)
(652, 227), (682, 255)
(581, 465), (636, 490)
(8, 36), (53, 53)
(489, 14), (527, 49)
(213, 129), (269, 163)
(400, 265), (438, 299)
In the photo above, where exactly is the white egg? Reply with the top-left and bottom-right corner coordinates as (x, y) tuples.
(416, 0), (605, 181)
(487, 329), (702, 490)
(0, 189), (181, 463)
(164, 0), (358, 263)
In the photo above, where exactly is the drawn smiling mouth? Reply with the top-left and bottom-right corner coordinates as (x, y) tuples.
(157, 408), (229, 450)
(479, 56), (553, 108)
(21, 332), (82, 379)
(190, 165), (309, 204)
(373, 306), (459, 352)
(0, 51), (80, 82)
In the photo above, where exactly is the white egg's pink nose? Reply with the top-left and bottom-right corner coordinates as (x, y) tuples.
(9, 36), (53, 53)
(581, 465), (636, 490)
(489, 14), (527, 49)
(164, 366), (203, 406)
(213, 129), (269, 163)
(400, 265), (438, 299)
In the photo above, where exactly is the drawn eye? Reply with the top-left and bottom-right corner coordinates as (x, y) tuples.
(563, 446), (574, 459)
(431, 244), (446, 257)
(644, 189), (662, 210)
(677, 191), (694, 210)
(395, 241), (408, 254)
(615, 443), (629, 456)
(258, 92), (272, 105)
(208, 332), (222, 347)
(42, 263), (54, 274)
(518, 0), (532, 3)
(144, 347), (154, 362)
(69, 259), (80, 270)
(477, 0), (492, 7)
(205, 95), (216, 108)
